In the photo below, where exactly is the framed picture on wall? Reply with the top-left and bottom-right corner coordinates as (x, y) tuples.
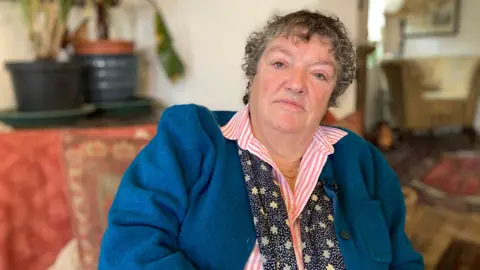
(402, 0), (461, 37)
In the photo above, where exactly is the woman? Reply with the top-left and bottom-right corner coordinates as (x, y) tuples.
(99, 10), (423, 270)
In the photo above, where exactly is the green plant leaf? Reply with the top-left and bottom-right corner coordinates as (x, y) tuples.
(58, 0), (73, 23)
(155, 13), (184, 83)
(17, 0), (32, 26)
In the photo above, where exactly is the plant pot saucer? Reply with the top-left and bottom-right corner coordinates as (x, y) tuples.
(94, 97), (154, 117)
(0, 104), (96, 128)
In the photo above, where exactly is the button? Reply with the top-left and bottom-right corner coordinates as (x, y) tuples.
(340, 230), (350, 240)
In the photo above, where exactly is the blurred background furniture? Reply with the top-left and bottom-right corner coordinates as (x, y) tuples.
(381, 56), (480, 134)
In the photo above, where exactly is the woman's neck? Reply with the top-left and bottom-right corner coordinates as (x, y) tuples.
(258, 130), (308, 166)
(250, 117), (313, 189)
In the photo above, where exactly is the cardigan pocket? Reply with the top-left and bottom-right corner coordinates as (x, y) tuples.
(355, 200), (392, 264)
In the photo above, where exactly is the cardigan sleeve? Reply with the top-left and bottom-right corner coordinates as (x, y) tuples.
(369, 143), (424, 270)
(98, 105), (209, 269)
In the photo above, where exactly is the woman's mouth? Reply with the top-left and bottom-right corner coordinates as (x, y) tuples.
(274, 99), (305, 111)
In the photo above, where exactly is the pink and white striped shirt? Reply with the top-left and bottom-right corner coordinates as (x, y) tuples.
(220, 105), (347, 270)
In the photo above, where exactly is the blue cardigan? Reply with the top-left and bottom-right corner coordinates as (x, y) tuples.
(99, 104), (424, 270)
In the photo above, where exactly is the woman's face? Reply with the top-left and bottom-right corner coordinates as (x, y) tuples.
(249, 34), (337, 135)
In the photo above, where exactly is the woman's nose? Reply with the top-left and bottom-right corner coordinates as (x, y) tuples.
(286, 69), (306, 95)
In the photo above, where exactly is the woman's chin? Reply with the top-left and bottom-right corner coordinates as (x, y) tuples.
(264, 110), (307, 133)
(271, 117), (303, 133)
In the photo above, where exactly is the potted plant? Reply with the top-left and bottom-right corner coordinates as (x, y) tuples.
(5, 0), (83, 111)
(73, 0), (132, 55)
(72, 0), (140, 104)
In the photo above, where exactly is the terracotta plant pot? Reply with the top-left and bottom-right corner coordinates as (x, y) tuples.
(73, 40), (134, 55)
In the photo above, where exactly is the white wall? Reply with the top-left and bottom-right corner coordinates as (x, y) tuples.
(403, 0), (480, 56)
(0, 3), (34, 110)
(0, 0), (359, 118)
(134, 0), (359, 118)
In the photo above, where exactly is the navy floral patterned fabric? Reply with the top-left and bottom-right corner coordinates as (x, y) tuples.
(238, 148), (346, 270)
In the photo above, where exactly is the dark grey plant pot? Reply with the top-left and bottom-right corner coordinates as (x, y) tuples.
(5, 60), (83, 112)
(74, 54), (138, 104)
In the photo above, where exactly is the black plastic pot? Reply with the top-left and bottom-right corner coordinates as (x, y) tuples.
(74, 54), (138, 104)
(5, 60), (83, 111)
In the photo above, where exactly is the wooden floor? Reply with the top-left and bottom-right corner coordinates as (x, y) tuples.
(379, 132), (480, 269)
(405, 196), (480, 269)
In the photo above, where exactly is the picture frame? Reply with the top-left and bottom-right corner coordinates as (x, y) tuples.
(402, 0), (461, 37)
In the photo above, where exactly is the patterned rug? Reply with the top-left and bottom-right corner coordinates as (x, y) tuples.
(436, 239), (480, 270)
(423, 151), (480, 196)
(383, 134), (480, 212)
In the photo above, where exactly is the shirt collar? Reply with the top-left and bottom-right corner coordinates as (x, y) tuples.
(220, 105), (347, 154)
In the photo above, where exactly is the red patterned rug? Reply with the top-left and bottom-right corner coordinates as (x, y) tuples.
(408, 150), (480, 212)
(383, 134), (480, 212)
(423, 151), (480, 196)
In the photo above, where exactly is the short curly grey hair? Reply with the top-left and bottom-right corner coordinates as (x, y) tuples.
(242, 10), (356, 107)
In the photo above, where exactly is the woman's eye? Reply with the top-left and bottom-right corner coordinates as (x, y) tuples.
(314, 73), (327, 80)
(273, 61), (285, 68)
